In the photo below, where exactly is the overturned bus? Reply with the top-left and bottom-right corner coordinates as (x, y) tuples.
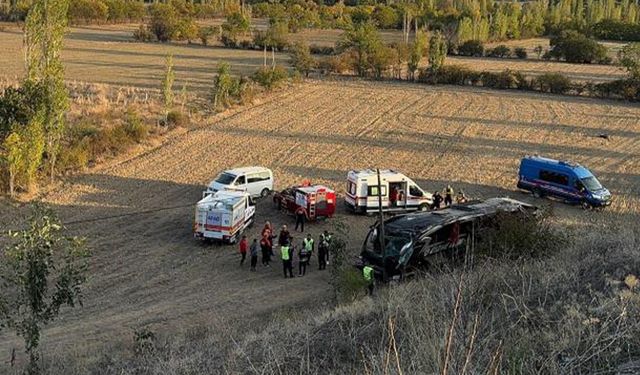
(357, 197), (537, 280)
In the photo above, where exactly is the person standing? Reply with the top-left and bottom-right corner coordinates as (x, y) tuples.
(260, 235), (271, 267)
(281, 241), (294, 278)
(299, 234), (314, 276)
(431, 191), (443, 210)
(363, 265), (375, 295)
(238, 235), (248, 266)
(320, 230), (332, 265)
(295, 206), (307, 232)
(249, 238), (259, 271)
(318, 234), (328, 270)
(278, 225), (291, 247)
(444, 185), (454, 206)
(390, 185), (399, 207)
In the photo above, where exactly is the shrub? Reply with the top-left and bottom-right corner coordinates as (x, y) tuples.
(166, 110), (188, 128)
(371, 5), (400, 29)
(591, 19), (640, 42)
(534, 73), (572, 94)
(198, 26), (214, 46)
(457, 40), (484, 57)
(220, 11), (250, 48)
(418, 64), (474, 85)
(68, 0), (108, 25)
(514, 47), (528, 59)
(132, 24), (154, 42)
(309, 45), (336, 55)
(481, 70), (516, 89)
(123, 110), (149, 141)
(548, 31), (610, 64)
(618, 43), (640, 79)
(149, 3), (179, 42)
(514, 71), (532, 90)
(488, 45), (511, 58)
(253, 22), (289, 51)
(289, 41), (316, 77)
(57, 139), (90, 172)
(594, 79), (640, 101)
(252, 65), (289, 90)
(317, 54), (352, 74)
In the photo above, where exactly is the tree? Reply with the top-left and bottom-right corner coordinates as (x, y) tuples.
(220, 11), (250, 47)
(1, 205), (89, 374)
(458, 40), (485, 57)
(337, 22), (384, 77)
(618, 42), (640, 79)
(289, 41), (316, 77)
(212, 62), (239, 109)
(548, 30), (610, 64)
(149, 3), (178, 42)
(162, 54), (175, 119)
(24, 0), (70, 182)
(428, 31), (447, 72)
(408, 30), (427, 80)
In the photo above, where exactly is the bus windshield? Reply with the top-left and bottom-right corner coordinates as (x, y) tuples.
(215, 172), (237, 185)
(364, 227), (412, 259)
(581, 176), (603, 191)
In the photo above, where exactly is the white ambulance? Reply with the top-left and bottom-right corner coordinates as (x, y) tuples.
(344, 169), (433, 214)
(193, 190), (255, 244)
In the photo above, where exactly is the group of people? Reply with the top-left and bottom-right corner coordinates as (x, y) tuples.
(238, 221), (333, 278)
(431, 185), (468, 210)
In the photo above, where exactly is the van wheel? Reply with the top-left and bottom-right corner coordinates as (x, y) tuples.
(418, 203), (429, 212)
(532, 188), (544, 198)
(260, 188), (270, 198)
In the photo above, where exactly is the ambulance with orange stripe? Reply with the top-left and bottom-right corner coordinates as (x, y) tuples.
(345, 169), (433, 214)
(194, 190), (255, 244)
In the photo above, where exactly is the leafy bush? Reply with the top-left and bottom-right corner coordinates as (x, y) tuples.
(220, 11), (250, 48)
(317, 54), (352, 74)
(289, 41), (316, 77)
(57, 139), (91, 172)
(534, 73), (572, 94)
(371, 5), (400, 29)
(309, 45), (336, 55)
(252, 66), (289, 90)
(166, 110), (188, 128)
(481, 70), (516, 89)
(488, 45), (511, 58)
(618, 43), (640, 79)
(475, 210), (565, 260)
(418, 65), (475, 85)
(132, 24), (154, 42)
(68, 0), (108, 25)
(253, 22), (289, 51)
(149, 3), (178, 42)
(548, 31), (610, 64)
(591, 19), (640, 42)
(123, 110), (149, 141)
(593, 79), (640, 101)
(457, 40), (484, 57)
(514, 47), (528, 59)
(198, 26), (214, 46)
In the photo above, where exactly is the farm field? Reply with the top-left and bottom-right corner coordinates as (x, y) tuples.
(0, 23), (627, 92)
(1, 79), (639, 367)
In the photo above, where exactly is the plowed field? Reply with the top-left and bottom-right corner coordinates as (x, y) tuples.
(1, 80), (639, 366)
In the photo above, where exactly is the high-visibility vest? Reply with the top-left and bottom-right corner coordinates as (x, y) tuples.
(281, 246), (290, 261)
(303, 238), (314, 251)
(446, 187), (454, 196)
(363, 266), (374, 282)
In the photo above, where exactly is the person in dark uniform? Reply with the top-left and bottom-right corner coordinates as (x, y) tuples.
(295, 206), (307, 232)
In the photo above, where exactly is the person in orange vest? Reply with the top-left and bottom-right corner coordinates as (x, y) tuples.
(238, 235), (248, 266)
(295, 206), (307, 232)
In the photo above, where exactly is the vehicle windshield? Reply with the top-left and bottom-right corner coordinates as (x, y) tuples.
(364, 227), (412, 259)
(215, 172), (236, 185)
(581, 176), (603, 191)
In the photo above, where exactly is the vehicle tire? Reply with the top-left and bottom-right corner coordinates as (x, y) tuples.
(261, 188), (270, 198)
(532, 188), (544, 199)
(418, 203), (429, 212)
(581, 201), (592, 210)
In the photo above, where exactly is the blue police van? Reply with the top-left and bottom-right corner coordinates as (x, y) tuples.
(517, 156), (611, 208)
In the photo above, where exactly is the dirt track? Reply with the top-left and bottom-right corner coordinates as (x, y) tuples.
(1, 80), (639, 364)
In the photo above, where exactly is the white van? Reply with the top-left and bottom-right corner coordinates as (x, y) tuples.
(206, 167), (273, 198)
(344, 169), (433, 214)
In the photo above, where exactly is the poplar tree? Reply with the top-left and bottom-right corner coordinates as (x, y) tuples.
(24, 0), (70, 182)
(162, 54), (175, 119)
(428, 31), (447, 72)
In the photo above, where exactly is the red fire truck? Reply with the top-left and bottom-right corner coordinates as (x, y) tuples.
(273, 184), (336, 220)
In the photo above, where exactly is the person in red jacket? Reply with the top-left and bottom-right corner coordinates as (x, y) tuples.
(238, 235), (248, 266)
(390, 186), (399, 207)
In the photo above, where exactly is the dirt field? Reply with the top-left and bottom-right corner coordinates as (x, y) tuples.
(1, 79), (639, 367)
(0, 24), (626, 92)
